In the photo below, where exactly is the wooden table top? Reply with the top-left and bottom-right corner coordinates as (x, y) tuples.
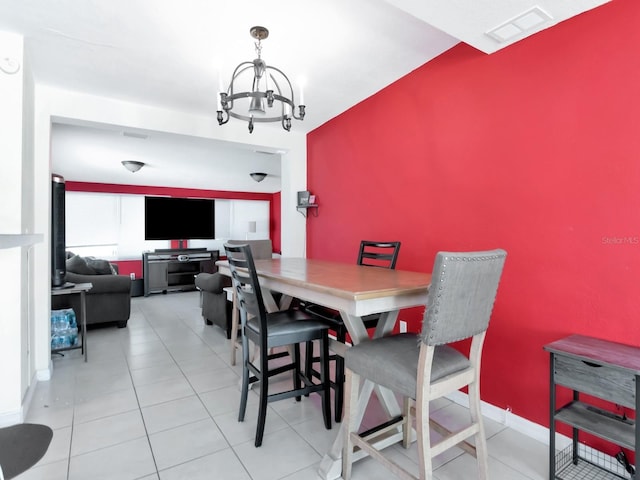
(218, 257), (432, 302)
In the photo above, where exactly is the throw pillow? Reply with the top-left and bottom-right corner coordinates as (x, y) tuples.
(85, 257), (114, 275)
(66, 255), (95, 275)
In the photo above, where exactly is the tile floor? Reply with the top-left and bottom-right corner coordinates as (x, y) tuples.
(20, 291), (549, 479)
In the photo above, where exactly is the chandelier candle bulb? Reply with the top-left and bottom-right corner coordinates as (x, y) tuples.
(299, 86), (304, 106)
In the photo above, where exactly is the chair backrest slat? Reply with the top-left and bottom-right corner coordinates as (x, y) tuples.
(421, 249), (507, 346)
(357, 241), (401, 269)
(225, 243), (268, 347)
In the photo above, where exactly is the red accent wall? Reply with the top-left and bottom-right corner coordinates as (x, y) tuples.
(307, 0), (640, 453)
(66, 182), (281, 274)
(271, 191), (282, 254)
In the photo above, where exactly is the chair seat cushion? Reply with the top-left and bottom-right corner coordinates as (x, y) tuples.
(344, 333), (470, 399)
(246, 310), (329, 348)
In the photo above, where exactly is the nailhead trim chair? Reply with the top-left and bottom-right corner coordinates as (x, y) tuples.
(342, 249), (507, 479)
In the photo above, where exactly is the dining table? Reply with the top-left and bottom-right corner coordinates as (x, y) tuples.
(216, 257), (431, 480)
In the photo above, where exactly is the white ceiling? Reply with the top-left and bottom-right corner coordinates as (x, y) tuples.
(0, 0), (609, 193)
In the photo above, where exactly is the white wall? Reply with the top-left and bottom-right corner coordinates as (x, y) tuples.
(31, 86), (307, 382)
(0, 31), (27, 424)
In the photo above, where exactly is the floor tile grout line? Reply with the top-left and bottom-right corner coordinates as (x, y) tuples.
(123, 303), (169, 478)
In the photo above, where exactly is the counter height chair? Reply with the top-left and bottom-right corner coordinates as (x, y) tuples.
(342, 249), (507, 480)
(304, 240), (401, 422)
(224, 243), (332, 447)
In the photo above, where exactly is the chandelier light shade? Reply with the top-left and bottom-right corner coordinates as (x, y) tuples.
(217, 26), (306, 134)
(121, 160), (145, 173)
(250, 172), (267, 182)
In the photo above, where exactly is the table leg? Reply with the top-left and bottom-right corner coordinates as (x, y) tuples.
(318, 377), (376, 479)
(318, 310), (403, 479)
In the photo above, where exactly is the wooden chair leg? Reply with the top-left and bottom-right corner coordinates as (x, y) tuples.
(320, 334), (332, 430)
(294, 343), (302, 402)
(304, 340), (314, 397)
(238, 334), (250, 422)
(416, 398), (432, 480)
(402, 397), (412, 448)
(255, 346), (269, 447)
(469, 378), (489, 479)
(229, 289), (239, 366)
(334, 327), (347, 423)
(341, 368), (360, 480)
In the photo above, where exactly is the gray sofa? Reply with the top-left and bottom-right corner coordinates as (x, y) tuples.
(195, 239), (273, 337)
(51, 254), (132, 328)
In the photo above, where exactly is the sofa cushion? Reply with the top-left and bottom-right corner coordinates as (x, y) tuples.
(66, 255), (95, 275)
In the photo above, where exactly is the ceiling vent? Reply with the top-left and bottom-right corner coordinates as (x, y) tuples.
(486, 6), (552, 43)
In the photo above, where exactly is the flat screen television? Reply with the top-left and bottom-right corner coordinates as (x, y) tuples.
(145, 196), (215, 240)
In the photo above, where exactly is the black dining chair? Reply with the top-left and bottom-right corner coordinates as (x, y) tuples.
(303, 240), (401, 422)
(224, 243), (332, 447)
(342, 249), (507, 480)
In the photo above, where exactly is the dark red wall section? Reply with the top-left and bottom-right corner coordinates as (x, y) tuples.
(306, 0), (640, 451)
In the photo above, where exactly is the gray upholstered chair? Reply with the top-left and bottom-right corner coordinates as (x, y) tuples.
(342, 249), (507, 480)
(194, 272), (232, 336)
(225, 239), (273, 260)
(224, 242), (332, 447)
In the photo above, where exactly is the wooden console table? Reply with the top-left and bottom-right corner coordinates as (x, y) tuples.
(545, 334), (640, 479)
(51, 282), (92, 362)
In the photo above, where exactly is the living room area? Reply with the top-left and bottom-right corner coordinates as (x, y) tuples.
(4, 0), (640, 478)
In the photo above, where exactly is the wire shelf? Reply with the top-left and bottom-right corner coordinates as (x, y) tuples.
(555, 444), (634, 480)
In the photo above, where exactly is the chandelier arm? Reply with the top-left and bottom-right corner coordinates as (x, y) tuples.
(266, 66), (296, 103)
(223, 63), (255, 111)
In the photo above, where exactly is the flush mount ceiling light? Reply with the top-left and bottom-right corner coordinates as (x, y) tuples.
(250, 172), (267, 182)
(217, 26), (306, 134)
(121, 160), (145, 173)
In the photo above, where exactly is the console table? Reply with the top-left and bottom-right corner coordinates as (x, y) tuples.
(51, 282), (92, 362)
(545, 334), (639, 479)
(142, 249), (217, 296)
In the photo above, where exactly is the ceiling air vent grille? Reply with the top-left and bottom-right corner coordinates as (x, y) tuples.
(486, 6), (553, 43)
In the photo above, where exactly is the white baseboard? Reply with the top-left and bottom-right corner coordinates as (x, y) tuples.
(36, 362), (52, 381)
(446, 390), (571, 450)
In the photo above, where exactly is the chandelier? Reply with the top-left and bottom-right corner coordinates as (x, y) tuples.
(217, 26), (305, 134)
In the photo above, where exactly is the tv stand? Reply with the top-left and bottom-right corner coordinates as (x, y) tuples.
(143, 249), (218, 296)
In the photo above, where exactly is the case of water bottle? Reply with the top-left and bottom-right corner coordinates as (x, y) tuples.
(51, 308), (79, 350)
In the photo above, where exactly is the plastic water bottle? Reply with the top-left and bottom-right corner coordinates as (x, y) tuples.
(63, 308), (77, 328)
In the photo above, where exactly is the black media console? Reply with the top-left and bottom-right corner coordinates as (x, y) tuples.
(142, 248), (217, 296)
